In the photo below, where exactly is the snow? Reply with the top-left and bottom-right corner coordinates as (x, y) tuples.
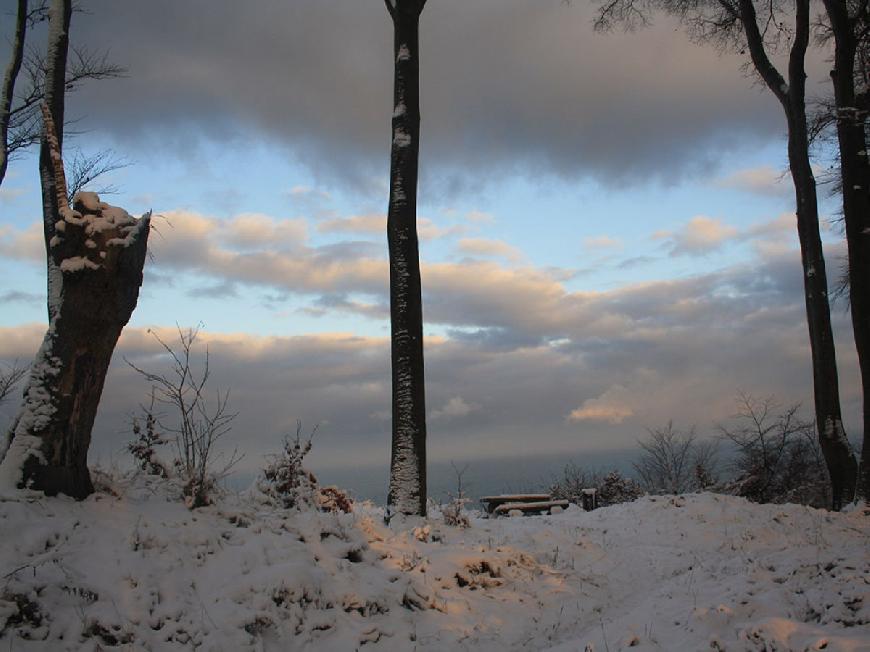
(1, 479), (867, 651)
(393, 128), (412, 148)
(396, 44), (410, 62)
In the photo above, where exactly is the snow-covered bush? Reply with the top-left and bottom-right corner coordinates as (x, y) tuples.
(258, 422), (319, 509)
(550, 466), (643, 507)
(597, 470), (644, 506)
(318, 486), (353, 513)
(441, 496), (471, 528)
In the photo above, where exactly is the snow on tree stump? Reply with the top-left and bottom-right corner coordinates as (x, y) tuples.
(0, 105), (151, 499)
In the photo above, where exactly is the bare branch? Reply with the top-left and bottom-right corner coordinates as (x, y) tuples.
(64, 148), (130, 202)
(0, 361), (28, 405)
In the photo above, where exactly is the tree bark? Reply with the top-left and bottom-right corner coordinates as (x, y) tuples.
(739, 0), (858, 509)
(821, 0), (870, 502)
(384, 0), (427, 516)
(0, 0), (151, 499)
(0, 0), (28, 188)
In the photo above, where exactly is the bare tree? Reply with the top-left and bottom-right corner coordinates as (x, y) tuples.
(719, 393), (830, 506)
(0, 0), (125, 189)
(0, 0), (150, 499)
(0, 362), (27, 406)
(594, 0), (858, 509)
(384, 0), (429, 517)
(634, 422), (718, 494)
(127, 326), (240, 508)
(816, 0), (870, 502)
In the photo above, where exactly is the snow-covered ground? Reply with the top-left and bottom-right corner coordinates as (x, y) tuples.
(1, 475), (867, 651)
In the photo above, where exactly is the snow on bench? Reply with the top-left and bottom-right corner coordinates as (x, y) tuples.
(479, 494), (552, 514)
(492, 500), (570, 516)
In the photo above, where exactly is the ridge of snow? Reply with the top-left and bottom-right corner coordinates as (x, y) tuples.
(1, 480), (867, 651)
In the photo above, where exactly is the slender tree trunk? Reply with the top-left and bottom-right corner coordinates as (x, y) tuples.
(0, 0), (151, 499)
(738, 0), (857, 509)
(822, 0), (870, 502)
(0, 0), (28, 188)
(384, 0), (427, 516)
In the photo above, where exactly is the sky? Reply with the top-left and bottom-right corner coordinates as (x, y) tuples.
(0, 0), (861, 499)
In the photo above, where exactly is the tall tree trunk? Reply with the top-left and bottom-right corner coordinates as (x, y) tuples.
(0, 0), (28, 188)
(384, 0), (427, 517)
(0, 0), (151, 499)
(739, 0), (857, 509)
(822, 0), (870, 502)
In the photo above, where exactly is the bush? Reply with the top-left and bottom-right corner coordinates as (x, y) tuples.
(440, 462), (471, 527)
(258, 422), (319, 509)
(127, 326), (240, 508)
(127, 393), (168, 478)
(634, 422), (718, 494)
(719, 393), (829, 507)
(317, 486), (353, 513)
(549, 466), (642, 507)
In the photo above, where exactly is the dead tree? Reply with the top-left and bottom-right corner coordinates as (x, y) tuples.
(819, 0), (870, 502)
(0, 0), (150, 499)
(384, 0), (428, 517)
(595, 0), (858, 510)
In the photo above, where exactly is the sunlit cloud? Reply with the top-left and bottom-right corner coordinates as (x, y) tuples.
(656, 216), (739, 256)
(715, 165), (789, 196)
(457, 237), (524, 263)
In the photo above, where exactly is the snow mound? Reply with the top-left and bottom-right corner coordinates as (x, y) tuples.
(1, 479), (867, 651)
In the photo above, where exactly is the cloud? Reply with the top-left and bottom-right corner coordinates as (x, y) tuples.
(568, 398), (633, 424)
(657, 216), (739, 256)
(431, 396), (475, 420)
(0, 290), (43, 305)
(58, 0), (796, 192)
(318, 214), (385, 235)
(456, 237), (524, 263)
(466, 210), (495, 224)
(0, 223), (44, 262)
(716, 166), (790, 196)
(584, 235), (622, 250)
(0, 236), (859, 474)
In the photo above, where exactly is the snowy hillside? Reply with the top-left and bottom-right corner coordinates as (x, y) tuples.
(1, 476), (867, 651)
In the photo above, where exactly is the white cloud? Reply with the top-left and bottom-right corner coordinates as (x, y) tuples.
(318, 214), (384, 234)
(568, 385), (634, 424)
(431, 396), (475, 420)
(457, 237), (524, 263)
(658, 216), (738, 256)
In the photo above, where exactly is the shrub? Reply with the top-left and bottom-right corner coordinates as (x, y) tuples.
(258, 422), (319, 509)
(127, 326), (240, 508)
(549, 466), (642, 507)
(719, 393), (830, 507)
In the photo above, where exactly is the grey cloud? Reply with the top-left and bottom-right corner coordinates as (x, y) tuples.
(0, 238), (859, 482)
(16, 0), (796, 192)
(0, 290), (42, 305)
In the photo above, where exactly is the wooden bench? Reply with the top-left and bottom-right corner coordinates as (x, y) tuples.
(479, 494), (567, 516)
